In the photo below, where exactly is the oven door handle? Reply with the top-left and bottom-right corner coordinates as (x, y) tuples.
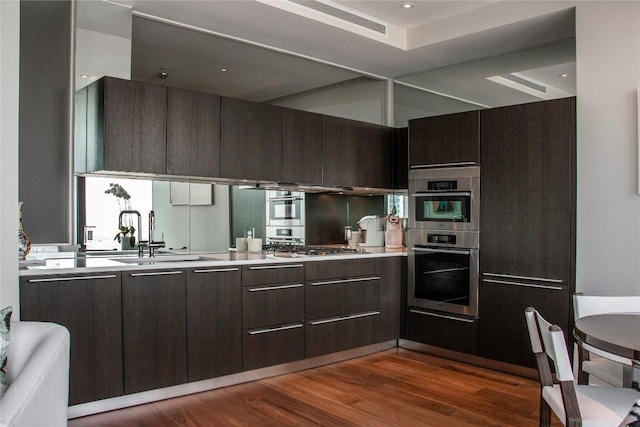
(268, 197), (302, 202)
(411, 247), (471, 255)
(411, 192), (471, 197)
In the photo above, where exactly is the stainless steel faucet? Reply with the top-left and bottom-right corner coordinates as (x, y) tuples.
(147, 210), (165, 257)
(118, 210), (142, 244)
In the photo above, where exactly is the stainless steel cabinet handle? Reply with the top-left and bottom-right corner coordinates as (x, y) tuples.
(310, 276), (380, 286)
(411, 162), (477, 169)
(193, 267), (239, 273)
(248, 283), (303, 292)
(28, 274), (117, 283)
(130, 270), (183, 277)
(248, 323), (304, 335)
(483, 272), (563, 284)
(411, 247), (471, 256)
(482, 278), (564, 290)
(422, 267), (468, 275)
(409, 308), (475, 323)
(248, 264), (304, 270)
(267, 197), (303, 202)
(309, 311), (380, 325)
(411, 192), (471, 197)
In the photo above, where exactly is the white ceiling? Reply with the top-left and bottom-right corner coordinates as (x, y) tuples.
(83, 0), (577, 120)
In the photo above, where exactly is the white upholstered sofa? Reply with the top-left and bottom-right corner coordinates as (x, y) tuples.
(0, 322), (70, 427)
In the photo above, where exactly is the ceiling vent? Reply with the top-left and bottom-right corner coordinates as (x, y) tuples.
(287, 0), (387, 35)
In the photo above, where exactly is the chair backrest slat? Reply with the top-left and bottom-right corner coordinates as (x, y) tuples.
(574, 294), (640, 319)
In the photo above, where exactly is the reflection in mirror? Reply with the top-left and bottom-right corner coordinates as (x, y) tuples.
(393, 40), (576, 126)
(81, 176), (231, 253)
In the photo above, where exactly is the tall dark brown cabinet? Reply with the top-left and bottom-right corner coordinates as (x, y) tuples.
(322, 116), (360, 187)
(359, 122), (393, 189)
(478, 97), (576, 368)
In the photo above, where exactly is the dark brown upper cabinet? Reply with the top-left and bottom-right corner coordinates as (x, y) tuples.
(392, 127), (409, 190)
(220, 97), (283, 182)
(167, 88), (221, 178)
(408, 110), (480, 168)
(358, 122), (393, 189)
(84, 77), (167, 174)
(282, 108), (323, 185)
(322, 115), (360, 188)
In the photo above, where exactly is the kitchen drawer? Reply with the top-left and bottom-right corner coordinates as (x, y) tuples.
(242, 283), (304, 329)
(242, 263), (304, 286)
(306, 311), (380, 358)
(305, 258), (380, 281)
(243, 323), (305, 371)
(407, 308), (478, 355)
(306, 276), (380, 319)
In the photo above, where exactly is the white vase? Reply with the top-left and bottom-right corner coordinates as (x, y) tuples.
(18, 202), (31, 259)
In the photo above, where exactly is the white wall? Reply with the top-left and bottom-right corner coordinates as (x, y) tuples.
(0, 0), (20, 314)
(575, 1), (640, 295)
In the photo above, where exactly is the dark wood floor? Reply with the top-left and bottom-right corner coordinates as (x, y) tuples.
(69, 348), (561, 426)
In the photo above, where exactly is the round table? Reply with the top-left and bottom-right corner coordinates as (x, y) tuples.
(573, 313), (640, 388)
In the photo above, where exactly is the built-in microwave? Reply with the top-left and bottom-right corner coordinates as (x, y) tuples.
(408, 166), (479, 232)
(265, 190), (305, 227)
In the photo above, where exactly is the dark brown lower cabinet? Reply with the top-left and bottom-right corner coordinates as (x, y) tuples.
(406, 308), (478, 355)
(19, 272), (123, 405)
(380, 257), (402, 341)
(306, 312), (380, 358)
(186, 266), (242, 382)
(477, 278), (571, 368)
(122, 269), (187, 394)
(243, 324), (305, 371)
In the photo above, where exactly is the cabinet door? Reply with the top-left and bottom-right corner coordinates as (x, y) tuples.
(406, 309), (478, 355)
(243, 323), (305, 371)
(380, 257), (402, 341)
(220, 97), (283, 182)
(480, 98), (575, 281)
(242, 283), (305, 329)
(122, 269), (187, 394)
(186, 266), (242, 382)
(478, 279), (571, 368)
(103, 77), (167, 174)
(305, 258), (380, 281)
(392, 127), (408, 190)
(305, 277), (380, 320)
(322, 115), (359, 187)
(358, 122), (392, 189)
(20, 273), (123, 405)
(306, 312), (380, 358)
(409, 110), (479, 168)
(167, 88), (221, 177)
(282, 108), (323, 185)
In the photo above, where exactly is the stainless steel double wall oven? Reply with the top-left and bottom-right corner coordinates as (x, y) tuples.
(408, 166), (480, 318)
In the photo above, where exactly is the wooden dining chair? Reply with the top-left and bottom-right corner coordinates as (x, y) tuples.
(524, 307), (638, 427)
(573, 294), (640, 387)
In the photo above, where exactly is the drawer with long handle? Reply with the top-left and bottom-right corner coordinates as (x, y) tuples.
(306, 276), (380, 320)
(242, 282), (305, 329)
(243, 322), (305, 371)
(242, 263), (304, 287)
(306, 311), (381, 358)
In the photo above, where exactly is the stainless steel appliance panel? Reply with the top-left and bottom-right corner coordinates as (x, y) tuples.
(408, 229), (479, 317)
(408, 166), (479, 231)
(266, 190), (305, 227)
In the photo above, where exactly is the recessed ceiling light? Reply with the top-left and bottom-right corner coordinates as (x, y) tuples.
(559, 73), (568, 78)
(220, 68), (227, 72)
(80, 74), (89, 79)
(402, 3), (414, 9)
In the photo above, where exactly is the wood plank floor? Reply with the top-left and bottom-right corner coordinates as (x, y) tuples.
(69, 348), (561, 426)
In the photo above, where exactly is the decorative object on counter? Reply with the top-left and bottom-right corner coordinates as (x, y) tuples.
(247, 238), (263, 253)
(385, 206), (403, 249)
(348, 231), (361, 246)
(236, 237), (248, 252)
(344, 226), (352, 242)
(18, 202), (31, 260)
(106, 183), (138, 250)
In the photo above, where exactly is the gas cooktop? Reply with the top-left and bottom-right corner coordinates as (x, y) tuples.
(264, 244), (365, 257)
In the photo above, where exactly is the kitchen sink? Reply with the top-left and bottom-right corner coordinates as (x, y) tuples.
(111, 255), (217, 264)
